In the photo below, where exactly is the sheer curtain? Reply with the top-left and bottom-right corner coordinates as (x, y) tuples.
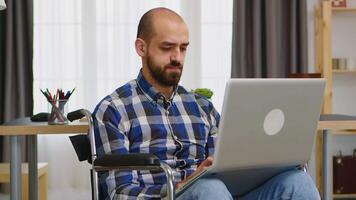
(33, 0), (232, 197)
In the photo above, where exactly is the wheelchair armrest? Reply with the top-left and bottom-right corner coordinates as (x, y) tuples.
(92, 154), (176, 199)
(67, 109), (87, 122)
(93, 153), (161, 168)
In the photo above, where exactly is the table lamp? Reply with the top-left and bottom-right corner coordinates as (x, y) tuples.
(0, 0), (6, 10)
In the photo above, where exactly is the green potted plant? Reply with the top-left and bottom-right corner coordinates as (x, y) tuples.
(194, 88), (213, 99)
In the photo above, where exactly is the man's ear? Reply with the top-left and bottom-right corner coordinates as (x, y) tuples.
(135, 38), (147, 57)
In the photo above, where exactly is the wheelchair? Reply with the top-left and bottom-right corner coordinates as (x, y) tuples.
(67, 109), (176, 200)
(67, 109), (309, 200)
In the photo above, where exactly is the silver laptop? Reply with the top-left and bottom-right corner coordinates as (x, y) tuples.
(176, 78), (325, 197)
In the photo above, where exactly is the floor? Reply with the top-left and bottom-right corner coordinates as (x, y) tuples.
(0, 193), (9, 200)
(0, 188), (91, 200)
(48, 188), (91, 200)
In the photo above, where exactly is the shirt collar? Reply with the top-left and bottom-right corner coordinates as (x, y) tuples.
(136, 69), (178, 103)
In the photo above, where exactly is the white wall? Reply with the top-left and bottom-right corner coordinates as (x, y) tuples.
(307, 0), (319, 73)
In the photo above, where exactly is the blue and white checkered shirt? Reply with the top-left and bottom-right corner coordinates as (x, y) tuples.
(93, 70), (220, 199)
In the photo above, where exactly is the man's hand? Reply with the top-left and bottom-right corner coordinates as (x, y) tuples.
(176, 156), (213, 189)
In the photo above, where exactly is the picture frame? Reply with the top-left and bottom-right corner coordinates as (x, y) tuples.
(332, 0), (347, 8)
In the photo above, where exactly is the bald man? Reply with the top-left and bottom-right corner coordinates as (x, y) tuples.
(93, 8), (320, 200)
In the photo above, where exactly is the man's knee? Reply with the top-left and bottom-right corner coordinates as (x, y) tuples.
(191, 178), (232, 200)
(277, 170), (320, 199)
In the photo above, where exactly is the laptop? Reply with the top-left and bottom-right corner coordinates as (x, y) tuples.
(176, 78), (325, 197)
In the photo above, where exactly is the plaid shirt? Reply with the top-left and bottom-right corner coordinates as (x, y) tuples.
(93, 70), (220, 199)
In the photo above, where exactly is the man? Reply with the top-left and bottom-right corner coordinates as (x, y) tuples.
(93, 7), (320, 200)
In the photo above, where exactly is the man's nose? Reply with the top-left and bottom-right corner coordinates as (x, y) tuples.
(170, 48), (183, 62)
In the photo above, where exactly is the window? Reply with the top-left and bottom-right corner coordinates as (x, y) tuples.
(33, 0), (232, 196)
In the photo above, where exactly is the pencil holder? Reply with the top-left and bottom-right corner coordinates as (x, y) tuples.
(48, 99), (68, 125)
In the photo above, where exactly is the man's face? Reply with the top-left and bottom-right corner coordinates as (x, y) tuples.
(144, 18), (189, 86)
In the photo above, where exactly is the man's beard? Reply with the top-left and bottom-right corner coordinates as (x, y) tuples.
(147, 55), (183, 87)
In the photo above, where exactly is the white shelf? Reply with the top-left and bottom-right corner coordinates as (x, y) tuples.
(334, 193), (356, 198)
(333, 69), (356, 74)
(333, 7), (356, 12)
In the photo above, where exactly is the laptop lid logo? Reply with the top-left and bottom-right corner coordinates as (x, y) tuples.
(263, 109), (285, 136)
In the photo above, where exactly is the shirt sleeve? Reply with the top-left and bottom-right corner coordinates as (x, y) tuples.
(93, 100), (166, 199)
(205, 101), (221, 157)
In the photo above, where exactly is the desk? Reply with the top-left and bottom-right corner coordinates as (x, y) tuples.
(0, 163), (48, 200)
(317, 114), (356, 200)
(0, 117), (88, 200)
(2, 115), (354, 200)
